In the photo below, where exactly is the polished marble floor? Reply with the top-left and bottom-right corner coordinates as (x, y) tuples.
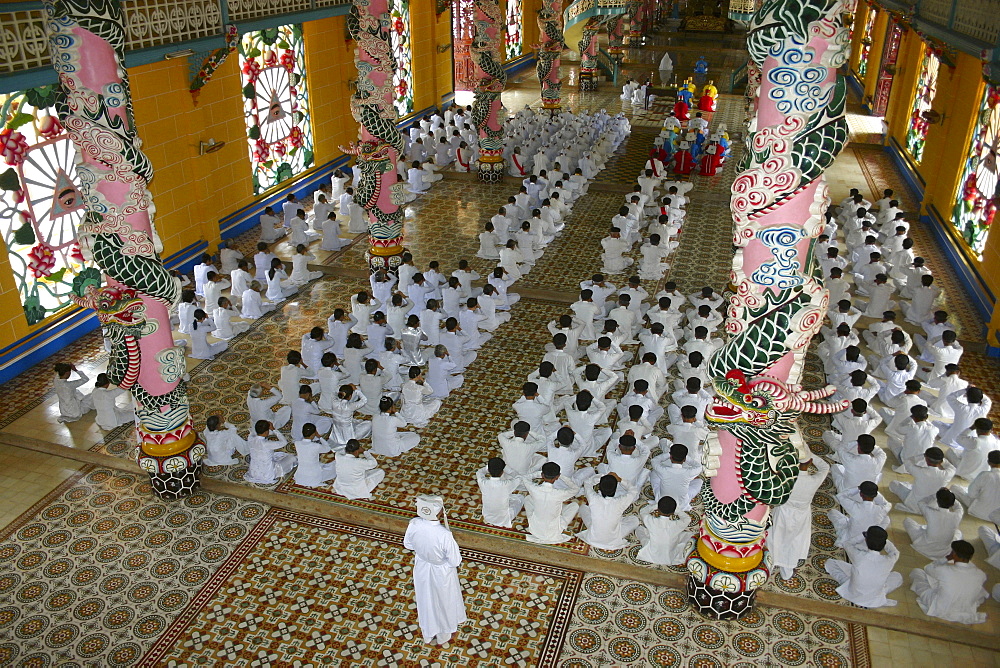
(2, 23), (1000, 667)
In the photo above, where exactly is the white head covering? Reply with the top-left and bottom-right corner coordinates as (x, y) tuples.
(416, 494), (449, 529)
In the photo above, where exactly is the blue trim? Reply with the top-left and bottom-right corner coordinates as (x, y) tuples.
(124, 35), (227, 68)
(987, 345), (1000, 358)
(846, 72), (864, 100)
(0, 308), (101, 382)
(920, 207), (993, 329)
(0, 68), (58, 95)
(503, 53), (537, 76)
(883, 137), (925, 200)
(233, 5), (352, 35)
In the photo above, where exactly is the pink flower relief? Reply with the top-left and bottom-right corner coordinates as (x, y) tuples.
(273, 141), (287, 158)
(70, 242), (85, 264)
(280, 49), (296, 72)
(288, 126), (304, 148)
(0, 128), (29, 166)
(38, 115), (63, 139)
(253, 138), (270, 162)
(27, 243), (56, 278)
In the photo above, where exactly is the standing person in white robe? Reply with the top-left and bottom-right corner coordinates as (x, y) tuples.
(403, 495), (468, 646)
(293, 422), (339, 488)
(636, 496), (693, 566)
(577, 473), (640, 550)
(333, 440), (384, 499)
(910, 540), (989, 624)
(524, 462), (582, 544)
(53, 362), (94, 423)
(904, 488), (964, 559)
(244, 420), (297, 485)
(476, 457), (525, 528)
(770, 456), (830, 580)
(825, 525), (902, 608)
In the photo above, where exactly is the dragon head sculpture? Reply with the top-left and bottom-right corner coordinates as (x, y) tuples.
(707, 369), (847, 428)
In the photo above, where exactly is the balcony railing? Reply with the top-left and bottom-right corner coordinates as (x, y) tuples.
(1, 0), (352, 80)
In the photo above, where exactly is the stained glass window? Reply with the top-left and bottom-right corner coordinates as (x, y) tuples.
(0, 87), (91, 325)
(453, 0), (477, 92)
(904, 47), (939, 164)
(856, 7), (876, 79)
(505, 0), (523, 61)
(239, 24), (314, 195)
(952, 85), (1000, 259)
(390, 0), (414, 116)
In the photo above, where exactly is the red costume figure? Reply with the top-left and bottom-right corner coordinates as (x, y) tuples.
(698, 94), (716, 112)
(700, 143), (722, 176)
(673, 99), (690, 122)
(673, 142), (695, 175)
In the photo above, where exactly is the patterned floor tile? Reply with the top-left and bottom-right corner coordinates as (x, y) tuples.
(557, 575), (870, 667)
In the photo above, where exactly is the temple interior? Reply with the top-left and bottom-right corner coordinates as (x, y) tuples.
(1, 0), (1000, 664)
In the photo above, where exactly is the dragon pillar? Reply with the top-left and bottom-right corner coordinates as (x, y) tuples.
(471, 0), (508, 183)
(535, 0), (565, 111)
(343, 0), (407, 273)
(578, 17), (602, 92)
(606, 14), (626, 60)
(685, 0), (853, 619)
(626, 0), (644, 45)
(42, 0), (201, 499)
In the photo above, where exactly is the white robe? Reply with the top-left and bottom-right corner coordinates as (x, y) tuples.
(293, 436), (339, 487)
(91, 386), (134, 431)
(577, 476), (640, 550)
(524, 478), (581, 544)
(910, 559), (988, 624)
(904, 502), (963, 559)
(202, 423), (246, 466)
(636, 504), (692, 566)
(333, 451), (384, 499)
(825, 537), (902, 608)
(403, 517), (468, 643)
(769, 458), (830, 571)
(476, 467), (525, 528)
(370, 413), (420, 457)
(244, 433), (296, 485)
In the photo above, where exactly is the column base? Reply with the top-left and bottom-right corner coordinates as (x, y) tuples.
(145, 463), (202, 500)
(366, 246), (405, 274)
(686, 576), (757, 620)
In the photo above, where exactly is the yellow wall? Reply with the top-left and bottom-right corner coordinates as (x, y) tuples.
(862, 10), (888, 102)
(130, 57), (251, 260)
(883, 28), (923, 154)
(303, 16), (358, 164)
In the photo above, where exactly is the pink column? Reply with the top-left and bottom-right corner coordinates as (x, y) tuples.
(535, 0), (564, 110)
(43, 0), (201, 498)
(578, 17), (602, 91)
(471, 0), (508, 181)
(343, 0), (406, 273)
(685, 0), (853, 619)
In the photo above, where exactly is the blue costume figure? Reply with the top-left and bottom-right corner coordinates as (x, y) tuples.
(688, 133), (702, 161)
(694, 56), (709, 74)
(661, 133), (676, 159)
(718, 133), (731, 158)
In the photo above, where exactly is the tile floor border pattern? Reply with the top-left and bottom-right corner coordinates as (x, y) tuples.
(139, 508), (584, 667)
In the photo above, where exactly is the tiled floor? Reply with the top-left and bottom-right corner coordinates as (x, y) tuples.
(2, 22), (1000, 666)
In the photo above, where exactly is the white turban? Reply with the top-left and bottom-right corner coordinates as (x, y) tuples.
(416, 494), (449, 529)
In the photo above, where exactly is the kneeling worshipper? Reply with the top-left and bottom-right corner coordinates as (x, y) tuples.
(904, 487), (964, 559)
(577, 473), (640, 550)
(524, 462), (583, 544)
(635, 495), (693, 566)
(293, 422), (339, 488)
(910, 540), (989, 624)
(476, 457), (526, 528)
(333, 439), (384, 500)
(824, 525), (903, 608)
(403, 495), (468, 646)
(244, 420), (297, 485)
